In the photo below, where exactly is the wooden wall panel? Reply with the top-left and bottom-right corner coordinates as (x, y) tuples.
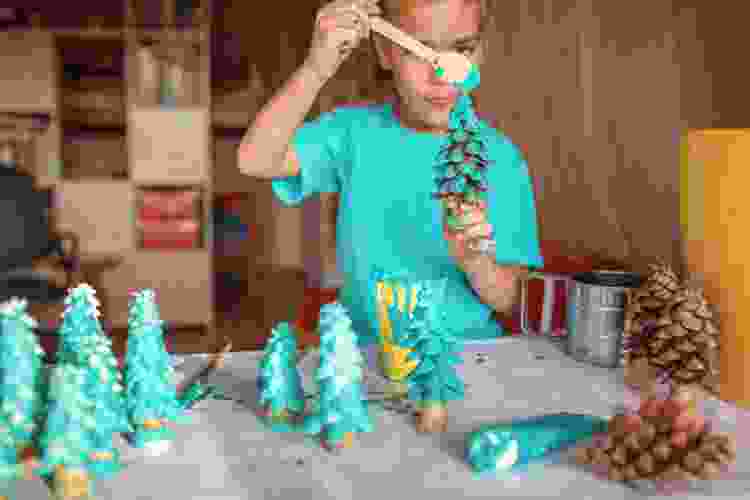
(698, 3), (750, 129)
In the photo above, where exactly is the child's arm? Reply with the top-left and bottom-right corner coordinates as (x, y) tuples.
(237, 63), (326, 179)
(463, 257), (527, 316)
(238, 0), (380, 179)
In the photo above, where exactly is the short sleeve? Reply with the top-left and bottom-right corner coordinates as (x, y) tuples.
(271, 109), (350, 206)
(487, 142), (544, 269)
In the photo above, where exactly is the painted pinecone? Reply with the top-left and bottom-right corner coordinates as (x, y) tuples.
(623, 262), (681, 366)
(433, 119), (490, 209)
(575, 405), (736, 482)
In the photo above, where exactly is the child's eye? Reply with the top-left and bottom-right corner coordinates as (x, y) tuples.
(457, 46), (477, 56)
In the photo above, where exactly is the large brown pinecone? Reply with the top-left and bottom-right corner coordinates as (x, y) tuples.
(648, 288), (720, 394)
(575, 408), (736, 482)
(626, 286), (721, 395)
(623, 262), (681, 366)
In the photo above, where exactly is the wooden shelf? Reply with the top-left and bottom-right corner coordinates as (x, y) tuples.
(212, 125), (247, 139)
(0, 111), (52, 132)
(45, 0), (215, 333)
(61, 114), (251, 136)
(62, 120), (126, 135)
(4, 27), (208, 44)
(61, 112), (126, 133)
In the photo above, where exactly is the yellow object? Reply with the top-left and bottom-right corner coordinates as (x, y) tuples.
(90, 451), (113, 462)
(681, 129), (750, 409)
(375, 280), (419, 381)
(54, 465), (90, 500)
(342, 431), (354, 449)
(143, 419), (162, 430)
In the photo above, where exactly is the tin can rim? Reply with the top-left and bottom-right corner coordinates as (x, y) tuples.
(571, 271), (642, 288)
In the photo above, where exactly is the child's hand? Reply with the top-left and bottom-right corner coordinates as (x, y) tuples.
(443, 201), (493, 266)
(306, 0), (382, 83)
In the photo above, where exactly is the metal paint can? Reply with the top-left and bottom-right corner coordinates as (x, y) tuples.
(566, 271), (642, 368)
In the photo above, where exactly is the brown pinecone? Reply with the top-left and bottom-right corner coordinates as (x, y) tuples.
(645, 288), (720, 395)
(623, 262), (681, 366)
(575, 410), (736, 482)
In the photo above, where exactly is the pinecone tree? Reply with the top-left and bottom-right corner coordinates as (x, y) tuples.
(575, 395), (736, 483)
(56, 284), (106, 365)
(56, 285), (130, 475)
(303, 302), (373, 452)
(433, 95), (494, 253)
(623, 262), (681, 368)
(83, 333), (130, 477)
(0, 299), (46, 452)
(37, 363), (97, 498)
(124, 289), (181, 451)
(370, 268), (420, 383)
(400, 279), (464, 433)
(0, 412), (37, 496)
(257, 322), (305, 423)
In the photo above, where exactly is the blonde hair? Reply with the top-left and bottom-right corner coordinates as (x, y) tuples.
(381, 0), (494, 33)
(360, 0), (492, 100)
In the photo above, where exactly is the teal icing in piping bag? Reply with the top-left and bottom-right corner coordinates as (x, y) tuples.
(465, 413), (608, 475)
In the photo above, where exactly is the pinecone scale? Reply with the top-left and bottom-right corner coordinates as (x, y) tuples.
(623, 262), (681, 366)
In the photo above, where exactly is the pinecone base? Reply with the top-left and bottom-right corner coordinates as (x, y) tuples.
(575, 400), (737, 484)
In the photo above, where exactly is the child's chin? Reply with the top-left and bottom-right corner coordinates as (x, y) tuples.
(422, 112), (450, 129)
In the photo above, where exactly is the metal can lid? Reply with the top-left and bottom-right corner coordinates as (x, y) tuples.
(572, 271), (642, 288)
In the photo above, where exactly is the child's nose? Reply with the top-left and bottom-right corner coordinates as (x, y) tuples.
(427, 64), (452, 86)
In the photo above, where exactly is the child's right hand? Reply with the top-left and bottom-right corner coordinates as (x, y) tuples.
(305, 0), (382, 83)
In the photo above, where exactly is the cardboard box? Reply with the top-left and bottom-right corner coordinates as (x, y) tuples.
(0, 32), (56, 111)
(138, 217), (201, 249)
(56, 181), (135, 254)
(63, 135), (128, 179)
(128, 108), (209, 184)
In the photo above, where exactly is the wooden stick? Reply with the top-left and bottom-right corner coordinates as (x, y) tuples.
(369, 17), (438, 64)
(177, 337), (233, 394)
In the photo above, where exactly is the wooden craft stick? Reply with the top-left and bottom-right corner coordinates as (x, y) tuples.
(177, 337), (233, 393)
(369, 17), (438, 64)
(368, 16), (473, 85)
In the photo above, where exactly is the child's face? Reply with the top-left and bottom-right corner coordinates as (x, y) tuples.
(375, 0), (483, 132)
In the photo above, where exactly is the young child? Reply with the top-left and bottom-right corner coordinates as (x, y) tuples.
(238, 0), (543, 346)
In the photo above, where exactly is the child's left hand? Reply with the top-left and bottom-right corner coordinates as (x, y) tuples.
(443, 200), (493, 266)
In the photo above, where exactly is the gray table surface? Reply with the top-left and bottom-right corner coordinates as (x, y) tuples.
(14, 337), (750, 499)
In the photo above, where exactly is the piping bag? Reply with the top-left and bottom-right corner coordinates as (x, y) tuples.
(465, 413), (608, 475)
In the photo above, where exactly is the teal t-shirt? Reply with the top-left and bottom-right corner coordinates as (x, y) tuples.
(272, 101), (543, 345)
